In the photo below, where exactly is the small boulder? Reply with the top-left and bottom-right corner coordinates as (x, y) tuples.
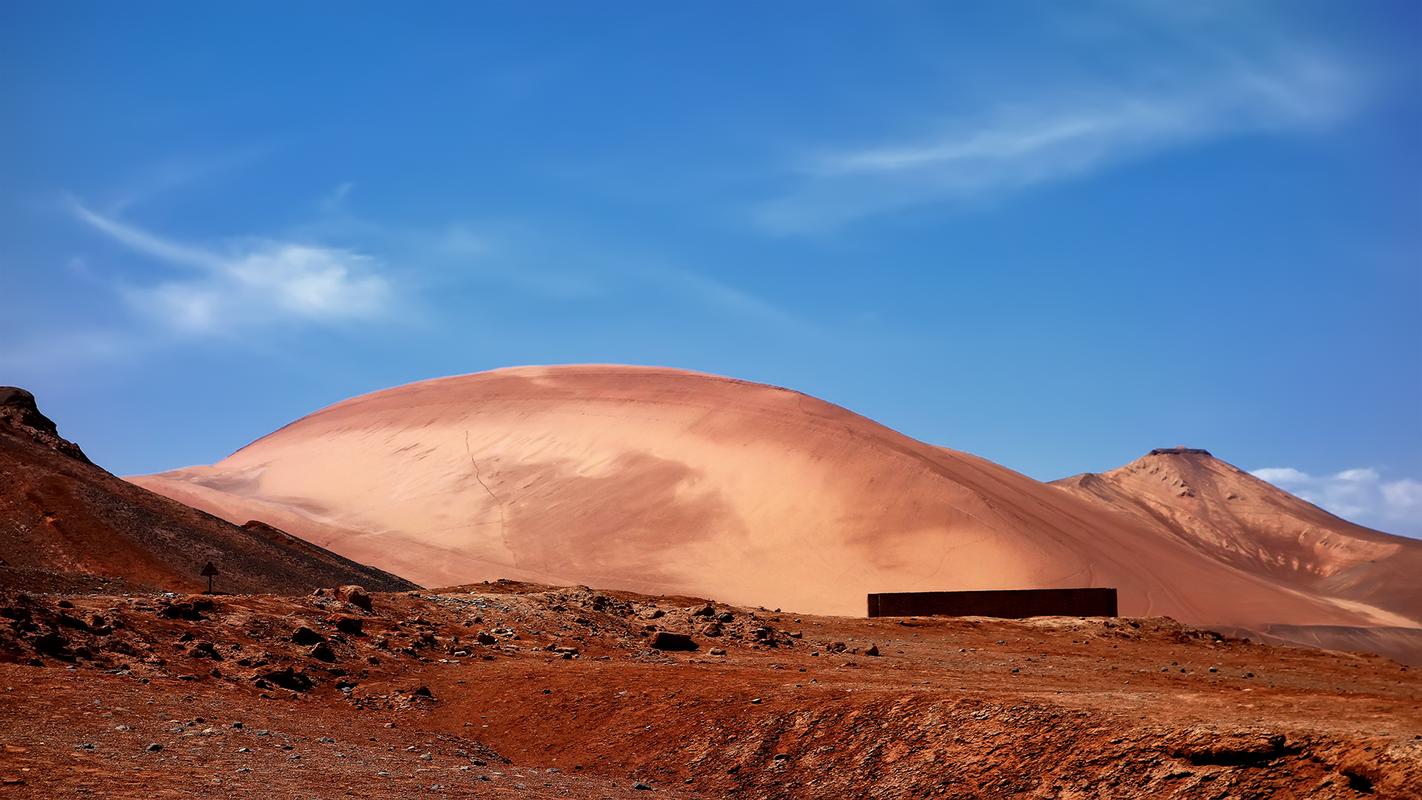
(649, 631), (697, 651)
(158, 598), (214, 621)
(328, 615), (364, 635)
(291, 626), (325, 646)
(255, 667), (313, 692)
(335, 585), (373, 613)
(309, 642), (336, 662)
(33, 631), (74, 661)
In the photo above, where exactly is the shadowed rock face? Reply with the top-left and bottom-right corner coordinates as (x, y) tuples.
(130, 365), (1420, 646)
(0, 387), (416, 595)
(0, 387), (89, 464)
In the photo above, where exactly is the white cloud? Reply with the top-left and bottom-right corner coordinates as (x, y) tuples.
(71, 202), (392, 336)
(1251, 466), (1422, 535)
(1250, 467), (1310, 484)
(756, 36), (1363, 233)
(1381, 480), (1422, 517)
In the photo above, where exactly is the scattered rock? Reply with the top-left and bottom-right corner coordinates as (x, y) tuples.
(33, 631), (74, 661)
(335, 585), (373, 613)
(649, 631), (697, 651)
(1168, 730), (1295, 766)
(254, 667), (313, 692)
(309, 642), (336, 662)
(159, 598), (215, 621)
(291, 626), (325, 646)
(329, 615), (364, 635)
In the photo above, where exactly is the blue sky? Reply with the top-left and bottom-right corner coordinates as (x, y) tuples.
(3, 1), (1420, 535)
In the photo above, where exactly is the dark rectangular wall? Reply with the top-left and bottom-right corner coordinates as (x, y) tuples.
(866, 588), (1117, 618)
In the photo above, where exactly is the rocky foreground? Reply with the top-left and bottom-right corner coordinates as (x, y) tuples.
(1, 581), (1418, 798)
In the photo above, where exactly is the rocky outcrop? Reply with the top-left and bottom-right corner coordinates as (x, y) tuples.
(0, 387), (89, 464)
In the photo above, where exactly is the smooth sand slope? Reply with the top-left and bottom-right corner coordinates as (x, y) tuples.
(131, 366), (1421, 633)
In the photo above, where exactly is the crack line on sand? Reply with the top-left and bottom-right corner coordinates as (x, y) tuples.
(465, 431), (512, 563)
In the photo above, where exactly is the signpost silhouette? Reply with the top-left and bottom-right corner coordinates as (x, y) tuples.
(200, 562), (219, 594)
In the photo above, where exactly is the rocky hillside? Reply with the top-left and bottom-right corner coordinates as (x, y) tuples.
(1, 582), (1417, 797)
(0, 387), (416, 595)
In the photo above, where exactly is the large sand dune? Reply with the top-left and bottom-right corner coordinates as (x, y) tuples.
(130, 366), (1422, 634)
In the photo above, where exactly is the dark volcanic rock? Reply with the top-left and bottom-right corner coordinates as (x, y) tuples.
(33, 631), (74, 661)
(329, 615), (364, 635)
(0, 387), (90, 463)
(255, 667), (314, 691)
(649, 631), (697, 651)
(291, 626), (325, 645)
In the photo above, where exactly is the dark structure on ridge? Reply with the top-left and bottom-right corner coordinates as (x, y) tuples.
(1148, 447), (1213, 457)
(867, 588), (1118, 619)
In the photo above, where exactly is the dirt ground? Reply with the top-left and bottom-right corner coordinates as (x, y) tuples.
(1, 581), (1418, 798)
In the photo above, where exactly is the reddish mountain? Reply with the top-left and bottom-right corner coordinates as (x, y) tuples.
(1052, 448), (1421, 623)
(0, 387), (415, 594)
(1052, 448), (1422, 661)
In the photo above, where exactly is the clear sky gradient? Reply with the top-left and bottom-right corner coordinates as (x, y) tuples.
(3, 2), (1420, 535)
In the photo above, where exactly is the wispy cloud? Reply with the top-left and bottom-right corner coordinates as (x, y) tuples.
(647, 266), (812, 334)
(105, 147), (271, 215)
(756, 35), (1363, 233)
(1252, 466), (1422, 535)
(71, 202), (392, 336)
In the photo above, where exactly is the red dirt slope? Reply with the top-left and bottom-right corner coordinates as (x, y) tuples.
(0, 387), (415, 595)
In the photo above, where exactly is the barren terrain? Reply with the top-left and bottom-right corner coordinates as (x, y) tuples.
(2, 582), (1419, 798)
